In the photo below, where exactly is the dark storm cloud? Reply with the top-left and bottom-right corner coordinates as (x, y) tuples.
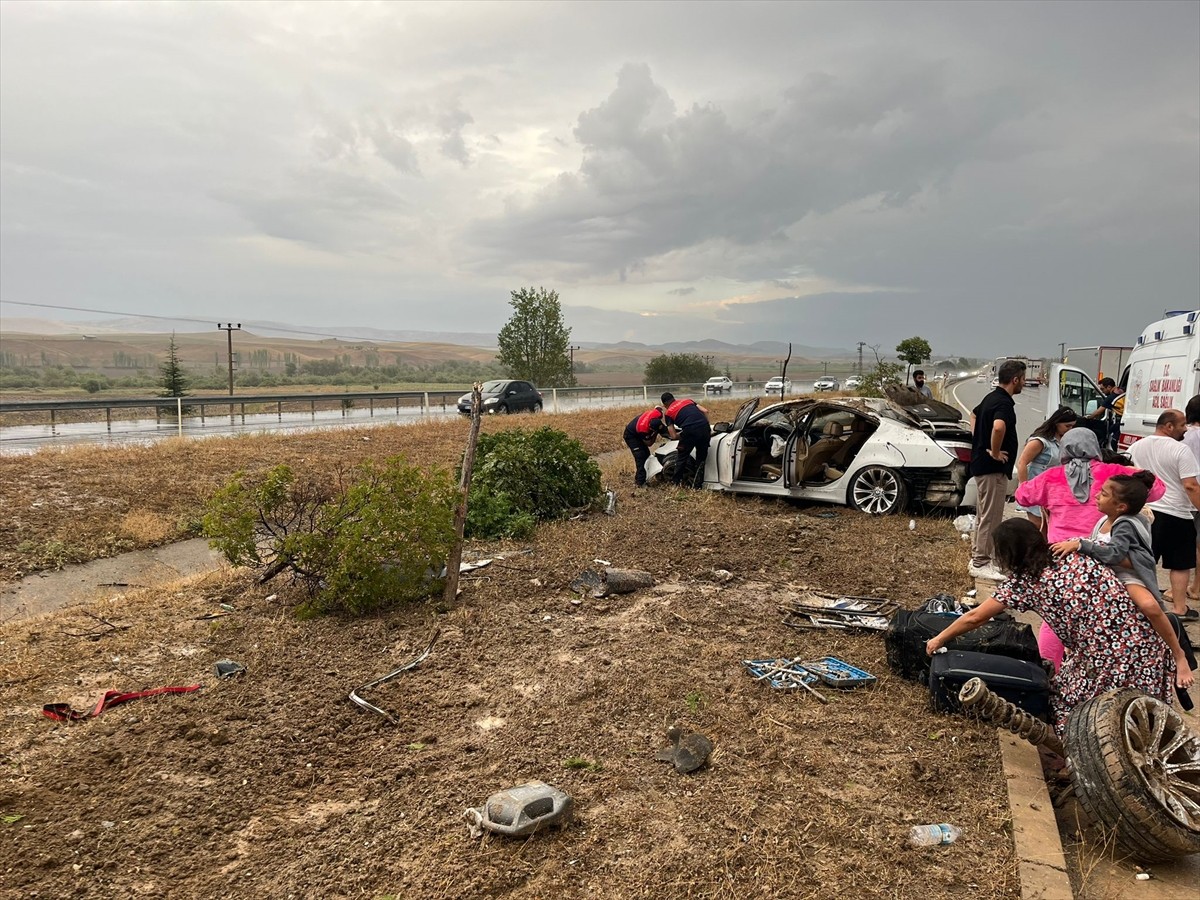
(465, 60), (1031, 280)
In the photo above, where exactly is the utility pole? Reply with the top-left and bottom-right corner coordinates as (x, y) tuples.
(217, 323), (241, 396)
(1058, 342), (1066, 363)
(568, 344), (580, 377)
(857, 341), (866, 374)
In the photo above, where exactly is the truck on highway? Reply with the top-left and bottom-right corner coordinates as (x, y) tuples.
(1046, 310), (1200, 449)
(1064, 345), (1133, 384)
(990, 356), (1044, 386)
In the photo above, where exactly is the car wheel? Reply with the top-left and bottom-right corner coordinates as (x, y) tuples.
(847, 466), (908, 515)
(1066, 689), (1200, 863)
(532, 402), (542, 413)
(497, 404), (509, 415)
(659, 451), (698, 487)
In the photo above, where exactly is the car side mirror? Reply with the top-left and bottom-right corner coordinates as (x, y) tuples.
(713, 422), (731, 434)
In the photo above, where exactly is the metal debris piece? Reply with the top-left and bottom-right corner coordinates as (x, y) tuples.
(213, 659), (246, 678)
(604, 490), (617, 515)
(654, 726), (713, 774)
(463, 781), (573, 838)
(349, 629), (440, 724)
(800, 656), (876, 688)
(780, 591), (895, 631)
(742, 658), (829, 703)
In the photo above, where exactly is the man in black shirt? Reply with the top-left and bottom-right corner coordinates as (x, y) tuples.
(969, 359), (1026, 579)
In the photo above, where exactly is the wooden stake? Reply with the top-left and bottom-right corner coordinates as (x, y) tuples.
(442, 383), (483, 606)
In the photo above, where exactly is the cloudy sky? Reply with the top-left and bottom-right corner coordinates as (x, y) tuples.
(1, 1), (1196, 356)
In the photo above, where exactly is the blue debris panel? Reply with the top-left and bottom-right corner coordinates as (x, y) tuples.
(800, 656), (877, 688)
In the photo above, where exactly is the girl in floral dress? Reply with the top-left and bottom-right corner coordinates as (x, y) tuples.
(927, 519), (1190, 735)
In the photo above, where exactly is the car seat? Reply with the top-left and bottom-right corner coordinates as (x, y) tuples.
(829, 417), (873, 470)
(795, 421), (845, 482)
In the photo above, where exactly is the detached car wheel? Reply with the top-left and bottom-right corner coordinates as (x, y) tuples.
(1066, 689), (1200, 862)
(847, 465), (908, 515)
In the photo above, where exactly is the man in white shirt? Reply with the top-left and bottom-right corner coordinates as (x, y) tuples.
(1183, 395), (1200, 602)
(1130, 408), (1200, 618)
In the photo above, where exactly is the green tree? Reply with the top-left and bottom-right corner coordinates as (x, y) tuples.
(860, 360), (905, 398)
(895, 336), (932, 384)
(496, 286), (575, 387)
(158, 332), (189, 397)
(643, 353), (717, 386)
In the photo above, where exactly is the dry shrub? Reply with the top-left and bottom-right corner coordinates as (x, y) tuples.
(118, 510), (176, 544)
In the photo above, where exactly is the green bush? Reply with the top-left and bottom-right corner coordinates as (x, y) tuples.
(466, 427), (602, 539)
(202, 458), (457, 614)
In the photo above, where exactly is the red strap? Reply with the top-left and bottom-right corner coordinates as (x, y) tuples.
(43, 685), (202, 722)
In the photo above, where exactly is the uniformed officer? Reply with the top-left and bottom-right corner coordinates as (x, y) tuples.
(661, 392), (712, 487)
(623, 406), (668, 487)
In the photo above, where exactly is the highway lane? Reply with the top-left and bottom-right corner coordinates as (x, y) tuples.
(949, 376), (1053, 448)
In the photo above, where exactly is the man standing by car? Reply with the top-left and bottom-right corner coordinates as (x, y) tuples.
(912, 370), (933, 399)
(969, 359), (1026, 579)
(623, 406), (668, 489)
(1130, 408), (1200, 619)
(1088, 377), (1125, 450)
(661, 392), (711, 488)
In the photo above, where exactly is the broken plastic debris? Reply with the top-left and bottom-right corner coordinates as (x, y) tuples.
(213, 659), (246, 678)
(654, 727), (713, 774)
(464, 781), (573, 838)
(593, 558), (611, 567)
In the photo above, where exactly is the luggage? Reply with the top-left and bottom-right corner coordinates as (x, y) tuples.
(885, 609), (1041, 682)
(928, 649), (1051, 721)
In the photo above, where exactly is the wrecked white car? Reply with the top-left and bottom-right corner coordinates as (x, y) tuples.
(644, 393), (976, 514)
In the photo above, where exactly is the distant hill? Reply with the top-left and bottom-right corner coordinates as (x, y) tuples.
(3, 317), (857, 362)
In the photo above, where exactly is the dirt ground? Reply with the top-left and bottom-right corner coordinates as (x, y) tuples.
(0, 407), (1020, 898)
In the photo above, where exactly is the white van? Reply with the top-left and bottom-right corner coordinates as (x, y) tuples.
(1046, 310), (1200, 450)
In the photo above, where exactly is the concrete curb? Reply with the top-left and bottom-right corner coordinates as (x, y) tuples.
(998, 731), (1074, 899)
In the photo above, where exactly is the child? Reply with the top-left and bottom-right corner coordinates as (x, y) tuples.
(1051, 471), (1162, 608)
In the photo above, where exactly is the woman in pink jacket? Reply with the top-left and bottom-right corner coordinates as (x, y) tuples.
(1013, 428), (1165, 669)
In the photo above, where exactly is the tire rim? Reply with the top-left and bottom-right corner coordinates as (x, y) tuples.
(852, 468), (899, 514)
(1122, 695), (1200, 831)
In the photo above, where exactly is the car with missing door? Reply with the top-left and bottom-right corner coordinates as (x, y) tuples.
(644, 392), (975, 514)
(457, 380), (543, 415)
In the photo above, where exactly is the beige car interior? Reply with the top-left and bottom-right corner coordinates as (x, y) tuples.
(738, 408), (876, 484)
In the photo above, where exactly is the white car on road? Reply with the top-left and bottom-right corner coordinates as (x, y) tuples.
(704, 376), (734, 394)
(764, 376), (792, 395)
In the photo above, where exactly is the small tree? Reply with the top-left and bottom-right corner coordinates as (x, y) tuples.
(895, 336), (932, 385)
(496, 286), (575, 387)
(643, 353), (717, 386)
(860, 361), (905, 398)
(158, 332), (189, 397)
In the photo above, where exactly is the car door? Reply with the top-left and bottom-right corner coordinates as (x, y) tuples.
(717, 398), (761, 486)
(1046, 364), (1107, 444)
(508, 381), (531, 411)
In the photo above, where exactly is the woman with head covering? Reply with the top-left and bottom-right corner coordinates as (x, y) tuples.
(1014, 406), (1078, 532)
(926, 519), (1189, 737)
(1013, 428), (1167, 669)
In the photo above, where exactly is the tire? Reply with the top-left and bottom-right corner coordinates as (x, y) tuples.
(659, 451), (697, 487)
(497, 404), (509, 415)
(532, 402), (542, 413)
(847, 466), (908, 515)
(1066, 689), (1200, 863)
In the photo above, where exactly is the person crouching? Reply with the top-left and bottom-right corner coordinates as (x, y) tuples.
(661, 392), (712, 488)
(624, 406), (668, 488)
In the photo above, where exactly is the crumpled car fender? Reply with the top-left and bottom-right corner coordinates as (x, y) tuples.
(644, 439), (682, 482)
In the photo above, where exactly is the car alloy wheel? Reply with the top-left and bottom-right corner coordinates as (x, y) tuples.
(1067, 689), (1200, 862)
(848, 465), (908, 515)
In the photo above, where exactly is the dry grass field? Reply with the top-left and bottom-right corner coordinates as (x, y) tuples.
(0, 402), (1018, 899)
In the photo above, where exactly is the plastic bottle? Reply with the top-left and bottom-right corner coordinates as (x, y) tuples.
(908, 823), (961, 847)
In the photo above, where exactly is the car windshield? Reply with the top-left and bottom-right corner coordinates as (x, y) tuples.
(481, 380), (507, 393)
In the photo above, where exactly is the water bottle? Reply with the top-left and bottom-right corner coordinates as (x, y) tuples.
(908, 823), (961, 847)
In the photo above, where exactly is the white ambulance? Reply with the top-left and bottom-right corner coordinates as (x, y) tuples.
(1046, 310), (1200, 450)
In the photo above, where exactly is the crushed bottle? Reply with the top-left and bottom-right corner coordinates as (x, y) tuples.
(908, 823), (961, 847)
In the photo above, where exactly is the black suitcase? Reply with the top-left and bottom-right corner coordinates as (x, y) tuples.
(885, 609), (1040, 682)
(928, 649), (1051, 722)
